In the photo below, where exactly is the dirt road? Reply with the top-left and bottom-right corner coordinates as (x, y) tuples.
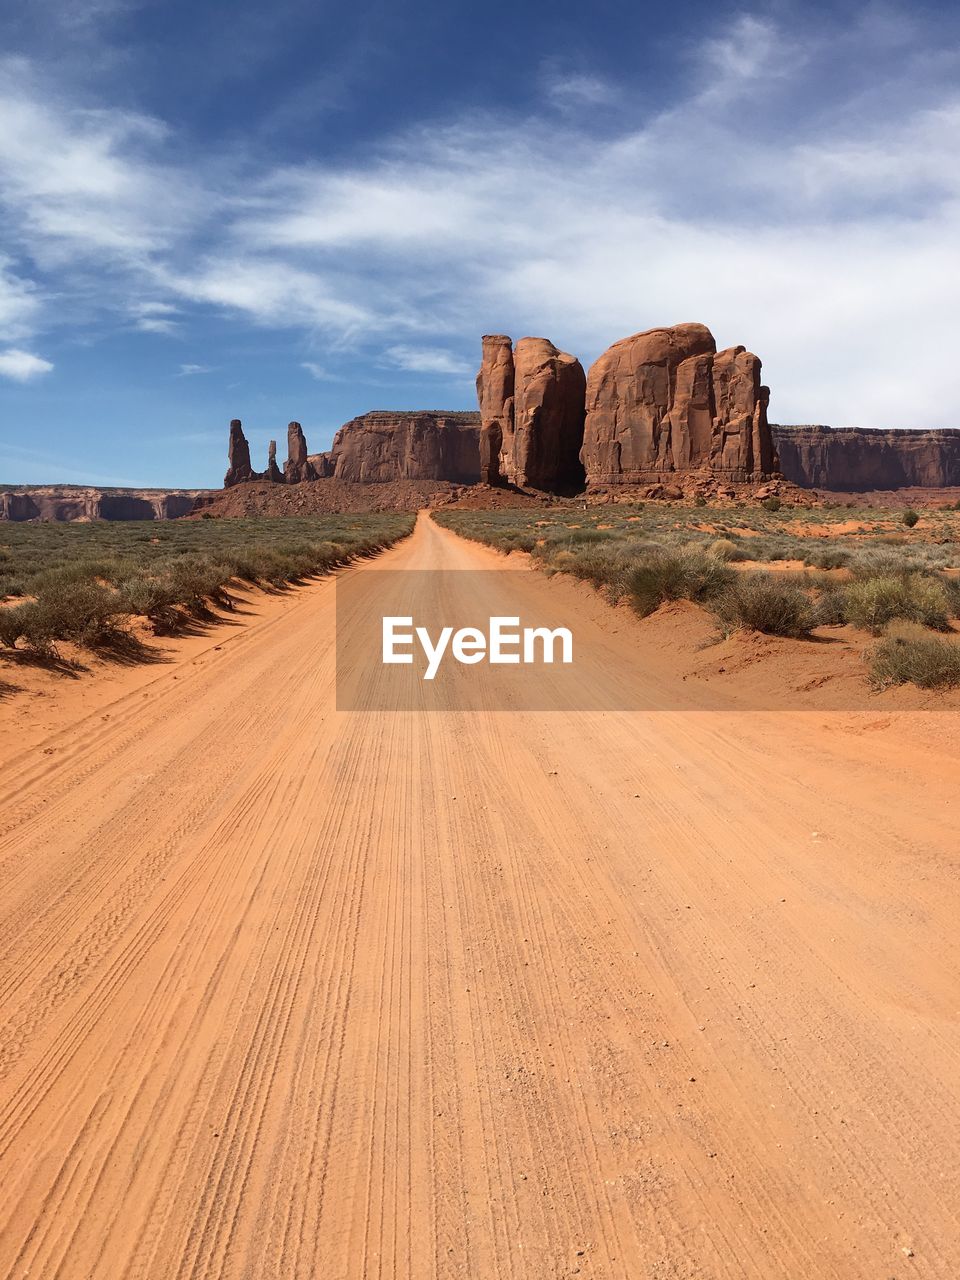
(1, 512), (959, 1278)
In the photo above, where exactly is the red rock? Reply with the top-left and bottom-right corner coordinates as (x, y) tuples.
(0, 487), (201, 521)
(772, 426), (960, 490)
(476, 335), (514, 484)
(264, 439), (284, 484)
(284, 422), (315, 483)
(580, 324), (778, 484)
(329, 411), (480, 483)
(476, 335), (585, 489)
(224, 419), (258, 487)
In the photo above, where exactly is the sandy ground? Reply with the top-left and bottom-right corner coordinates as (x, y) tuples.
(1, 512), (959, 1279)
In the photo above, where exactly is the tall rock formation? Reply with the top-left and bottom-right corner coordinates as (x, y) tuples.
(284, 421), (315, 483)
(264, 439), (284, 483)
(224, 419), (257, 487)
(773, 426), (960, 491)
(580, 324), (778, 485)
(476, 335), (514, 484)
(329, 412), (479, 483)
(476, 335), (585, 489)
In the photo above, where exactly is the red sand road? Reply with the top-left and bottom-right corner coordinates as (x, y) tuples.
(1, 512), (959, 1278)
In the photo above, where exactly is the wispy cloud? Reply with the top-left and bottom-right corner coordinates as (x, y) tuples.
(301, 361), (342, 380)
(0, 257), (41, 341)
(1, 11), (960, 426)
(541, 64), (620, 111)
(131, 299), (180, 334)
(0, 348), (54, 381)
(177, 362), (213, 376)
(383, 345), (473, 376)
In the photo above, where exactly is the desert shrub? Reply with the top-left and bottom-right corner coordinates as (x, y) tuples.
(165, 556), (234, 615)
(626, 548), (734, 617)
(842, 573), (951, 634)
(34, 581), (128, 648)
(694, 494), (707, 507)
(761, 496), (782, 512)
(502, 534), (537, 554)
(550, 527), (611, 545)
(868, 622), (960, 690)
(813, 582), (849, 626)
(712, 574), (815, 637)
(0, 602), (58, 657)
(902, 509), (920, 528)
(0, 607), (27, 649)
(0, 582), (125, 654)
(805, 546), (849, 570)
(118, 574), (181, 631)
(707, 538), (739, 561)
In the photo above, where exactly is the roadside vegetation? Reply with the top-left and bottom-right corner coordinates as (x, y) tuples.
(0, 514), (413, 662)
(433, 504), (960, 689)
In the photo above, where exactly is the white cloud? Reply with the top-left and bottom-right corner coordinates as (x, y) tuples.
(0, 348), (54, 381)
(131, 299), (180, 334)
(0, 59), (188, 262)
(177, 362), (213, 376)
(542, 66), (620, 111)
(383, 345), (473, 376)
(301, 361), (341, 380)
(2, 13), (960, 427)
(0, 257), (41, 341)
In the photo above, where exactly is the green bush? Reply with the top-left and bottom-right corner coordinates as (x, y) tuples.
(814, 582), (849, 626)
(712, 574), (816, 637)
(118, 574), (181, 631)
(805, 547), (849, 570)
(0, 583), (125, 655)
(869, 623), (960, 689)
(902, 509), (920, 528)
(761, 496), (782, 512)
(842, 573), (951, 634)
(626, 548), (734, 617)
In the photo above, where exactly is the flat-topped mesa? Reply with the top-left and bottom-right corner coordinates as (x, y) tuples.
(328, 411), (480, 483)
(772, 425), (960, 491)
(224, 419), (258, 487)
(476, 335), (586, 490)
(580, 323), (778, 485)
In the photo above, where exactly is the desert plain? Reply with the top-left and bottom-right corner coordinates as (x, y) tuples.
(1, 493), (959, 1279)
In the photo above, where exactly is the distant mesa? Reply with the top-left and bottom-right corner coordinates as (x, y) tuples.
(772, 424), (960, 491)
(0, 488), (201, 522)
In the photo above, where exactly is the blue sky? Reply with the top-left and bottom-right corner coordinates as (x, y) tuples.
(1, 1), (959, 487)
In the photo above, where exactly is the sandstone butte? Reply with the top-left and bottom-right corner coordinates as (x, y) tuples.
(578, 322), (777, 485)
(477, 335), (586, 490)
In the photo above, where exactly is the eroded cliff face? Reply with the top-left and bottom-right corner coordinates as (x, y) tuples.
(329, 412), (480, 483)
(772, 426), (960, 491)
(579, 324), (777, 485)
(476, 336), (585, 489)
(0, 488), (201, 521)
